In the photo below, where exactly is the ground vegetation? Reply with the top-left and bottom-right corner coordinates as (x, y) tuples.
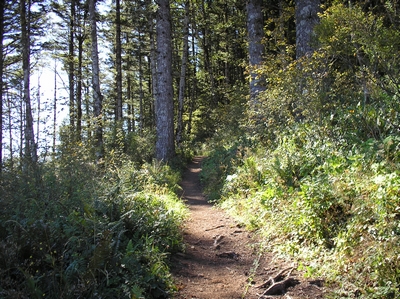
(200, 2), (400, 297)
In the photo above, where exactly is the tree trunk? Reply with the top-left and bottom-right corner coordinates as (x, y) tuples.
(295, 0), (320, 59)
(247, 0), (265, 104)
(68, 0), (75, 132)
(149, 12), (157, 130)
(36, 73), (41, 148)
(0, 0), (4, 171)
(20, 0), (37, 165)
(126, 34), (134, 133)
(6, 92), (13, 168)
(77, 33), (84, 140)
(115, 0), (123, 122)
(200, 2), (216, 105)
(53, 59), (57, 154)
(155, 0), (175, 161)
(187, 19), (197, 137)
(138, 31), (144, 134)
(176, 1), (190, 147)
(89, 0), (103, 161)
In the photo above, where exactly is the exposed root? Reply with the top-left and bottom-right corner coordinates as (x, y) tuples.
(259, 277), (297, 297)
(256, 267), (294, 289)
(205, 225), (225, 231)
(213, 234), (225, 249)
(216, 251), (240, 260)
(256, 267), (298, 298)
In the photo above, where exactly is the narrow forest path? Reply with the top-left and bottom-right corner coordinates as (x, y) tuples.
(170, 157), (327, 299)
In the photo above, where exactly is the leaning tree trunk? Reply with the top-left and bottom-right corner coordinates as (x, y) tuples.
(89, 0), (103, 161)
(155, 0), (175, 161)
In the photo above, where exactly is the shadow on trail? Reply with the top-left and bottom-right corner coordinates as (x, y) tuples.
(178, 156), (211, 207)
(172, 156), (255, 299)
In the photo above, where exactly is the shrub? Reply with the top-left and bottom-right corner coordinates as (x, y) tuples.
(0, 157), (187, 299)
(201, 122), (400, 298)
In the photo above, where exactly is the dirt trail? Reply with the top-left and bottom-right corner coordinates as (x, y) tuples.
(171, 157), (327, 299)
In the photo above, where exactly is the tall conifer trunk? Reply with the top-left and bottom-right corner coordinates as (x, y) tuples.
(295, 0), (320, 59)
(20, 0), (37, 165)
(115, 0), (123, 122)
(176, 1), (190, 147)
(77, 33), (84, 140)
(0, 0), (4, 171)
(155, 0), (175, 161)
(53, 60), (57, 154)
(68, 0), (75, 132)
(89, 0), (103, 161)
(247, 0), (265, 105)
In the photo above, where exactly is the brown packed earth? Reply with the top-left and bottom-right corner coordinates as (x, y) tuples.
(171, 157), (327, 299)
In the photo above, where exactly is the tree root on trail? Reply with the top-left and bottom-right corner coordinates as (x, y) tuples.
(216, 251), (240, 260)
(205, 225), (225, 231)
(256, 267), (299, 298)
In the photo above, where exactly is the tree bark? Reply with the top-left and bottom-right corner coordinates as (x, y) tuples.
(0, 0), (4, 171)
(77, 31), (84, 140)
(295, 0), (320, 59)
(115, 0), (123, 122)
(68, 0), (75, 131)
(187, 18), (197, 137)
(247, 0), (265, 104)
(6, 93), (14, 168)
(138, 31), (144, 134)
(155, 0), (175, 161)
(89, 0), (103, 161)
(20, 0), (37, 165)
(53, 59), (57, 154)
(176, 1), (190, 147)
(149, 9), (157, 130)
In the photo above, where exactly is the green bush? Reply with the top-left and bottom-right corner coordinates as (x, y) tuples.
(0, 157), (187, 299)
(201, 123), (400, 298)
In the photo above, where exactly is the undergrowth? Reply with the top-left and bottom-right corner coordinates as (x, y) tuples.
(201, 124), (400, 298)
(198, 4), (400, 297)
(0, 153), (187, 299)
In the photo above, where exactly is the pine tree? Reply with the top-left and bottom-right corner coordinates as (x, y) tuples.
(89, 0), (103, 161)
(155, 0), (175, 161)
(247, 0), (265, 104)
(295, 0), (320, 59)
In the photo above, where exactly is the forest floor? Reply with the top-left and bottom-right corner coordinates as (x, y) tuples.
(170, 157), (328, 299)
